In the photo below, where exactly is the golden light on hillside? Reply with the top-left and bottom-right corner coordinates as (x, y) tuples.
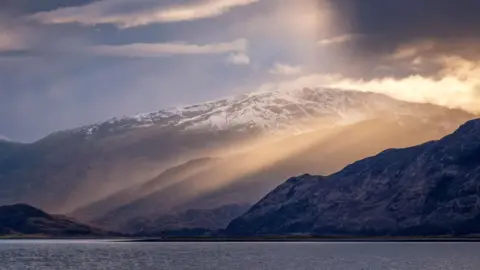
(137, 115), (468, 213)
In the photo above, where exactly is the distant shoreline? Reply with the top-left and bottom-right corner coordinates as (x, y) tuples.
(123, 236), (480, 243)
(3, 236), (480, 243)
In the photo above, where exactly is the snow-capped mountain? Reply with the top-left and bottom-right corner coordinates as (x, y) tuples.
(0, 87), (474, 217)
(75, 88), (467, 138)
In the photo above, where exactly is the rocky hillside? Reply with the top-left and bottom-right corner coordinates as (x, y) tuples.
(0, 204), (110, 237)
(226, 119), (480, 236)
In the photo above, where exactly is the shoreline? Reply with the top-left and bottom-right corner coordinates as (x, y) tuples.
(3, 236), (480, 243)
(123, 237), (480, 243)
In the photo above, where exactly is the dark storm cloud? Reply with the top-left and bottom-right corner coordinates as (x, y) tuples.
(332, 0), (480, 41)
(307, 0), (480, 114)
(0, 0), (96, 14)
(318, 0), (480, 78)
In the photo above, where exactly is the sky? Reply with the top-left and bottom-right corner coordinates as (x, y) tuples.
(1, 0), (480, 142)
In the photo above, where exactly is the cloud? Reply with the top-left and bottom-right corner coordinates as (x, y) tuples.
(269, 63), (302, 75)
(30, 0), (260, 28)
(258, 54), (480, 114)
(89, 39), (247, 57)
(226, 52), (250, 65)
(326, 0), (480, 64)
(317, 34), (364, 46)
(391, 40), (436, 60)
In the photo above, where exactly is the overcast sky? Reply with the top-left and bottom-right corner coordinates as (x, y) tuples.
(1, 0), (480, 142)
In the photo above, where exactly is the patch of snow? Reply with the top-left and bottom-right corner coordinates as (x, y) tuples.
(73, 87), (458, 138)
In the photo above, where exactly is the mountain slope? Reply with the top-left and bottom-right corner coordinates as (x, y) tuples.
(0, 88), (474, 216)
(226, 119), (480, 236)
(0, 204), (109, 237)
(73, 157), (222, 221)
(83, 116), (473, 233)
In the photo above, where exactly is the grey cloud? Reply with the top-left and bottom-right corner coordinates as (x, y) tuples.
(309, 0), (479, 81)
(269, 63), (303, 76)
(332, 0), (480, 39)
(327, 0), (480, 59)
(317, 34), (365, 46)
(89, 39), (248, 57)
(226, 53), (250, 65)
(29, 0), (261, 28)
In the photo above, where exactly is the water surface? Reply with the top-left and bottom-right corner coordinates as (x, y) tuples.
(0, 240), (479, 269)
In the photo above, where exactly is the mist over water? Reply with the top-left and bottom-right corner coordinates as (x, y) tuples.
(1, 241), (480, 270)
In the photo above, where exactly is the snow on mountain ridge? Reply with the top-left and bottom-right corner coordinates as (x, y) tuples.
(74, 88), (465, 137)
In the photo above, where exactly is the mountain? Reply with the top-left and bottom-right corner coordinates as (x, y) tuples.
(0, 204), (109, 237)
(226, 119), (480, 236)
(79, 115), (473, 234)
(72, 88), (450, 137)
(0, 88), (474, 223)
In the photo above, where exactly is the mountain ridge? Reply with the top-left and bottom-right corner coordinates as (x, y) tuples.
(69, 88), (474, 139)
